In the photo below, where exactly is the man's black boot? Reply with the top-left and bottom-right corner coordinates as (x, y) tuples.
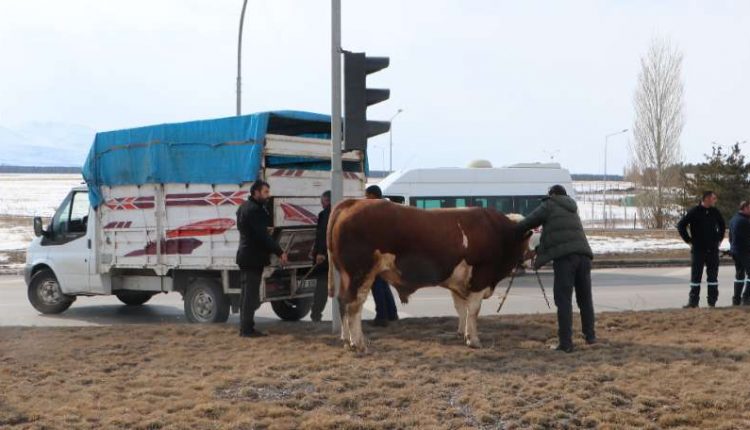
(551, 343), (574, 353)
(683, 287), (700, 308)
(733, 282), (744, 306)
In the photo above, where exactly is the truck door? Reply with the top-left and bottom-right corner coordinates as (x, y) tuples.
(43, 190), (92, 294)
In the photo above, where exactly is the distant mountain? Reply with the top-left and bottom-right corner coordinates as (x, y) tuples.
(0, 122), (95, 167)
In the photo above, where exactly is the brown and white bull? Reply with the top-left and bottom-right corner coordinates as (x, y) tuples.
(327, 199), (532, 351)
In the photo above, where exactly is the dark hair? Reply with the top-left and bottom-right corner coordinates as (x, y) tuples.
(365, 185), (383, 199)
(548, 185), (568, 196)
(702, 191), (715, 201)
(250, 180), (270, 195)
(740, 201), (750, 211)
(321, 190), (331, 198)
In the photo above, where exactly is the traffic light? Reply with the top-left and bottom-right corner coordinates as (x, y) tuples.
(343, 51), (390, 152)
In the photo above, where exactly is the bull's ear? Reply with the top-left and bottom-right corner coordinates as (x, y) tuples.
(523, 230), (533, 240)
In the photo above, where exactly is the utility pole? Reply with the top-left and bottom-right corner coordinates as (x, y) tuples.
(330, 0), (343, 333)
(236, 0), (248, 115)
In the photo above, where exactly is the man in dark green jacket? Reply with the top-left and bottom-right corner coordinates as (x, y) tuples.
(516, 185), (595, 353)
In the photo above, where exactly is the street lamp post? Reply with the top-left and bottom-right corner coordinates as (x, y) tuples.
(388, 109), (403, 172)
(236, 0), (249, 116)
(603, 128), (628, 228)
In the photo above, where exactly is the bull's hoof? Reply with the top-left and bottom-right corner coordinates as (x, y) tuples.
(466, 338), (483, 349)
(349, 342), (369, 354)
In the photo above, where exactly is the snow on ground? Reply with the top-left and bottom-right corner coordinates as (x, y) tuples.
(588, 236), (730, 254)
(573, 180), (635, 192)
(0, 173), (82, 217)
(577, 200), (642, 228)
(588, 236), (687, 254)
(0, 224), (33, 251)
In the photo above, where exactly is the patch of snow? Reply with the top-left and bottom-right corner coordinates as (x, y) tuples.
(588, 236), (687, 254)
(589, 236), (730, 254)
(0, 225), (34, 251)
(0, 173), (82, 216)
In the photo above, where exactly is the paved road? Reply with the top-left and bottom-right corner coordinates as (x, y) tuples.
(0, 266), (739, 327)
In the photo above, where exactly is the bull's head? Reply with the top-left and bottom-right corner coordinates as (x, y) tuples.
(505, 213), (536, 268)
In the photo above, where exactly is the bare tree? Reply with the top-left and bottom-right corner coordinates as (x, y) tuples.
(631, 37), (685, 229)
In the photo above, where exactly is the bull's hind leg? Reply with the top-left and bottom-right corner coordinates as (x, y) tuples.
(335, 269), (355, 348)
(451, 291), (468, 337)
(465, 288), (491, 349)
(338, 298), (351, 347)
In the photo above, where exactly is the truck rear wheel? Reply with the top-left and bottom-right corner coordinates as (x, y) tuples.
(28, 269), (75, 314)
(184, 279), (230, 323)
(116, 291), (154, 306)
(271, 298), (313, 321)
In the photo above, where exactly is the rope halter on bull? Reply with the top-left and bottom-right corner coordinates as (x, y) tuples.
(497, 262), (551, 313)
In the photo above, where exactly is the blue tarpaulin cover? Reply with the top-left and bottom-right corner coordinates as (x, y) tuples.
(82, 111), (332, 208)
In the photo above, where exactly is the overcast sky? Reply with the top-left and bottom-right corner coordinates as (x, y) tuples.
(1, 0), (748, 173)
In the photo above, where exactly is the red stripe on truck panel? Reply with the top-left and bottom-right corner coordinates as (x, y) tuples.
(166, 218), (235, 238)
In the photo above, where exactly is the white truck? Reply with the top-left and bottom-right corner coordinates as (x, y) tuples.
(24, 111), (365, 322)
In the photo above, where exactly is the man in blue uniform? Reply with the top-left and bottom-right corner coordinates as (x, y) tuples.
(729, 201), (750, 306)
(677, 191), (725, 308)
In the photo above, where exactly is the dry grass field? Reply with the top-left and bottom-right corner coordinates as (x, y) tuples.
(2, 309), (750, 430)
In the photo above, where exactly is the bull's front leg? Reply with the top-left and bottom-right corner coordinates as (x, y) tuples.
(451, 291), (468, 337)
(464, 289), (489, 349)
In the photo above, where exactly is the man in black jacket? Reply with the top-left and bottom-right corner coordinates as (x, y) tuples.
(236, 180), (288, 337)
(729, 201), (750, 306)
(310, 190), (331, 322)
(677, 191), (725, 308)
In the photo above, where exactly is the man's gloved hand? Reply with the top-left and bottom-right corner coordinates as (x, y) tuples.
(515, 225), (531, 241)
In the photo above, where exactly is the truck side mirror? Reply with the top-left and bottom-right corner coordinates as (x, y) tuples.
(33, 217), (45, 238)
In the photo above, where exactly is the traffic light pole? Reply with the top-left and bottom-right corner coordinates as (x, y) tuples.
(330, 0), (343, 334)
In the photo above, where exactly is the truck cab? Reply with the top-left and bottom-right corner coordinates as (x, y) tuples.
(25, 186), (95, 313)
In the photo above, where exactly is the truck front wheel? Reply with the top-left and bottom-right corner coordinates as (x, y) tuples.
(28, 269), (75, 314)
(271, 298), (313, 321)
(184, 279), (230, 323)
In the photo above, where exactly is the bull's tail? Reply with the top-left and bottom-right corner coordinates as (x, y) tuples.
(327, 199), (357, 298)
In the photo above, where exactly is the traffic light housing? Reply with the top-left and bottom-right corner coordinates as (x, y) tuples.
(343, 52), (390, 152)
